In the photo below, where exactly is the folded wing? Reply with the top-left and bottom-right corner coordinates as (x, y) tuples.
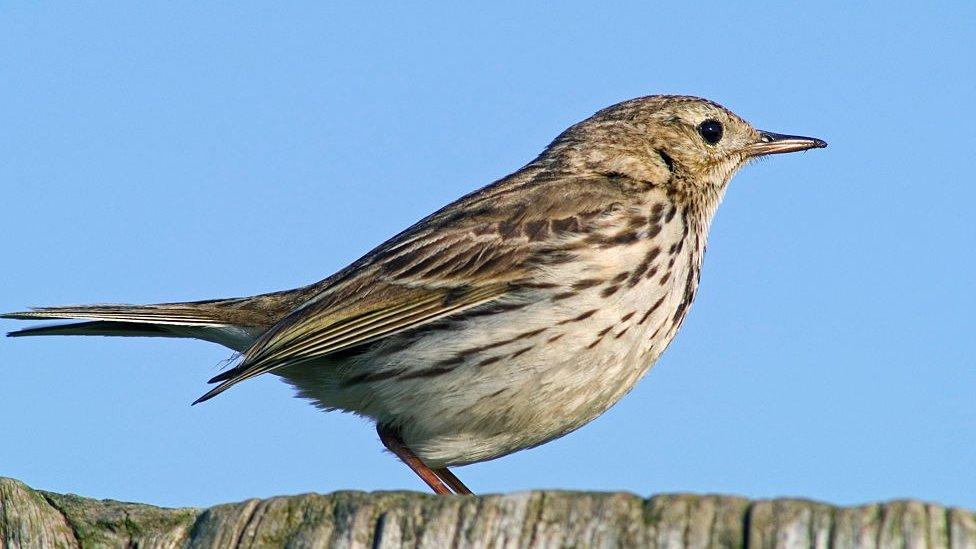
(193, 172), (633, 404)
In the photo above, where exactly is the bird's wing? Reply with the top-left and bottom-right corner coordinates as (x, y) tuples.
(193, 172), (634, 404)
(194, 236), (528, 403)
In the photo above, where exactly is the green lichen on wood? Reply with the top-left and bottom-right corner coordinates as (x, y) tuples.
(40, 490), (197, 548)
(1, 477), (975, 548)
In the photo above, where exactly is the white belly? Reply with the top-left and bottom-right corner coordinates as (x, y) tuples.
(278, 205), (701, 467)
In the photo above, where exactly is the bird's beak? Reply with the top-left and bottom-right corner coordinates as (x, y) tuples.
(744, 131), (827, 157)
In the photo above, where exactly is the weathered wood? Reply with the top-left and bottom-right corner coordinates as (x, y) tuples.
(0, 477), (973, 548)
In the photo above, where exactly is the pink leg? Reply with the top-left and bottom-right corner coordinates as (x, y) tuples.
(433, 467), (473, 495)
(377, 425), (453, 495)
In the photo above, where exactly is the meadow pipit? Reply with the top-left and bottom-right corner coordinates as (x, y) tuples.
(4, 96), (826, 495)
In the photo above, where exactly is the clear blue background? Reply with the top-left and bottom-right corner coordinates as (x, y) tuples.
(2, 3), (973, 510)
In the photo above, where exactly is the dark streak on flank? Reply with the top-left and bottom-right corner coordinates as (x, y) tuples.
(620, 311), (636, 322)
(601, 285), (621, 298)
(587, 328), (612, 349)
(454, 327), (547, 357)
(551, 291), (576, 301)
(399, 366), (454, 380)
(547, 334), (564, 343)
(434, 355), (468, 368)
(558, 309), (598, 324)
(572, 279), (602, 291)
(611, 272), (629, 284)
(659, 272), (671, 285)
(672, 297), (688, 322)
(639, 296), (667, 325)
(510, 346), (533, 359)
(466, 338), (517, 354)
(478, 356), (502, 367)
(343, 368), (408, 386)
(614, 326), (631, 339)
(628, 247), (661, 287)
(512, 327), (546, 341)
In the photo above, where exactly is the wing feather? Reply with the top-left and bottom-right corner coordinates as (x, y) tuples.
(194, 283), (506, 403)
(193, 172), (637, 404)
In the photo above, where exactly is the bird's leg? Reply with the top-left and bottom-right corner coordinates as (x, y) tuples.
(432, 467), (473, 495)
(376, 424), (452, 495)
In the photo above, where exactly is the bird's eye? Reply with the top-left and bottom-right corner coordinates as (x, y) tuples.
(697, 119), (723, 145)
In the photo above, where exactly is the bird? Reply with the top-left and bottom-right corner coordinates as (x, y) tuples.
(3, 95), (826, 495)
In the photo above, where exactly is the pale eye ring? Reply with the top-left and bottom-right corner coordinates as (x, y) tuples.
(697, 119), (723, 145)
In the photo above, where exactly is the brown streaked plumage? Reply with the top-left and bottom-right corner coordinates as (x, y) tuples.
(3, 95), (825, 495)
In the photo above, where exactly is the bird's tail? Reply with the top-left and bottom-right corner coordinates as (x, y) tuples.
(2, 298), (278, 351)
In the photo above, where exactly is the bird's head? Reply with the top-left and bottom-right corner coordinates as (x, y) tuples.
(541, 95), (826, 201)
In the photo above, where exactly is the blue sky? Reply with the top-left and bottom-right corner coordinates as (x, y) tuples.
(1, 3), (974, 509)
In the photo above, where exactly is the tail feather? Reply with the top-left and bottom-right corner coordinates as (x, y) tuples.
(7, 320), (172, 338)
(3, 289), (317, 390)
(1, 304), (232, 326)
(1, 300), (281, 352)
(6, 318), (257, 351)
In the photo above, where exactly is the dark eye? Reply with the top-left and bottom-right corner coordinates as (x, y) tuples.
(697, 119), (723, 145)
